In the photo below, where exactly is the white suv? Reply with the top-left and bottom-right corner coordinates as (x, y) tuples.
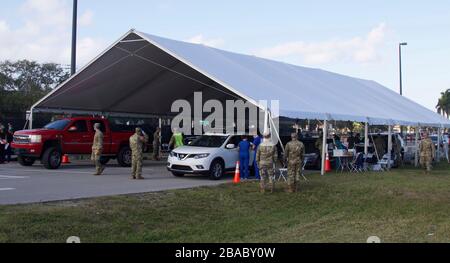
(167, 134), (254, 180)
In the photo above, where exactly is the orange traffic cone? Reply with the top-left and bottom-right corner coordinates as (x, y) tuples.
(233, 161), (241, 184)
(325, 153), (332, 173)
(62, 154), (71, 164)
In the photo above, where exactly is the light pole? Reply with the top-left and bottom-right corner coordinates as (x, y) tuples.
(399, 42), (408, 95)
(71, 0), (78, 76)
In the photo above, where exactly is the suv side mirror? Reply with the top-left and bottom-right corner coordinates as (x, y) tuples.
(226, 144), (236, 149)
(68, 126), (78, 132)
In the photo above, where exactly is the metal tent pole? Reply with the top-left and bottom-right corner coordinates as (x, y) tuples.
(29, 108), (34, 130)
(388, 125), (393, 170)
(415, 127), (419, 167)
(364, 122), (369, 156)
(437, 127), (442, 162)
(321, 120), (328, 176)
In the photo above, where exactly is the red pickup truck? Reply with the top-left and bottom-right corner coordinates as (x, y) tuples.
(12, 117), (136, 169)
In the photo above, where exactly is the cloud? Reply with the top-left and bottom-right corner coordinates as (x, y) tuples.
(79, 9), (94, 27)
(255, 23), (389, 65)
(186, 34), (225, 48)
(0, 0), (106, 67)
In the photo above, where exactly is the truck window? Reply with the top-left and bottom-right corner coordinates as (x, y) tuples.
(72, 120), (88, 133)
(91, 120), (106, 132)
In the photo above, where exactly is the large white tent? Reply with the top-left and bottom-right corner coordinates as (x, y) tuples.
(31, 29), (450, 129)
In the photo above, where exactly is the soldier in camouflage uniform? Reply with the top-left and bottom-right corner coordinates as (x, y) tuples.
(315, 132), (323, 167)
(374, 134), (386, 160)
(419, 132), (435, 174)
(256, 133), (278, 193)
(91, 123), (104, 176)
(129, 127), (149, 180)
(153, 127), (161, 161)
(284, 133), (305, 193)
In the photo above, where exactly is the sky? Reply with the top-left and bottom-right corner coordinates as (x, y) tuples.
(1, 0), (449, 111)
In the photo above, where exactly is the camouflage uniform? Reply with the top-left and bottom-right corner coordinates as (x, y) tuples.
(129, 128), (149, 179)
(153, 130), (161, 161)
(419, 138), (435, 173)
(374, 136), (386, 160)
(394, 138), (403, 167)
(256, 140), (278, 193)
(285, 138), (305, 192)
(91, 129), (104, 175)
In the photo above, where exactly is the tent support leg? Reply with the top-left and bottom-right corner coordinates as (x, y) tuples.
(415, 127), (419, 167)
(364, 122), (369, 156)
(269, 114), (284, 153)
(263, 109), (269, 135)
(437, 127), (442, 161)
(388, 125), (392, 170)
(321, 120), (328, 176)
(29, 108), (34, 130)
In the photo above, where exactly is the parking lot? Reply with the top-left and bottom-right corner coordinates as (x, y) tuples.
(0, 160), (232, 205)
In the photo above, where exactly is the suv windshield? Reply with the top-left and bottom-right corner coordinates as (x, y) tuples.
(189, 135), (228, 148)
(44, 119), (71, 130)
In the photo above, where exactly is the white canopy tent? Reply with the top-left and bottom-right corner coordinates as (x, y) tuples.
(30, 29), (450, 174)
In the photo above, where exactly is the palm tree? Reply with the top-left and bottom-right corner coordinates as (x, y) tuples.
(436, 89), (450, 119)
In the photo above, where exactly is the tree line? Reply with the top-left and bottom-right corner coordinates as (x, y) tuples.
(436, 89), (450, 119)
(0, 60), (70, 127)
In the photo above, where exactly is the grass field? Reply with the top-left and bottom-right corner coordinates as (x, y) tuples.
(1, 163), (449, 243)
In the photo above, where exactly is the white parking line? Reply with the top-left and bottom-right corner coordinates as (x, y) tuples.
(0, 188), (15, 191)
(0, 175), (30, 179)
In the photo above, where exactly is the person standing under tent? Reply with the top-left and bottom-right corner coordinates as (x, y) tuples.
(315, 131), (323, 168)
(153, 127), (161, 161)
(374, 134), (386, 160)
(238, 136), (251, 180)
(393, 136), (403, 167)
(419, 132), (435, 174)
(0, 127), (6, 164)
(347, 132), (356, 149)
(284, 133), (305, 193)
(130, 127), (149, 180)
(91, 123), (105, 176)
(252, 133), (262, 180)
(256, 133), (278, 193)
(5, 123), (14, 163)
(169, 128), (184, 149)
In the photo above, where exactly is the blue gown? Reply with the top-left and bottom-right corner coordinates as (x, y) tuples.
(239, 140), (251, 179)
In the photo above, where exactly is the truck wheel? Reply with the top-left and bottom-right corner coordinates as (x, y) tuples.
(99, 157), (110, 165)
(209, 160), (224, 180)
(117, 146), (132, 167)
(42, 147), (62, 170)
(18, 156), (35, 166)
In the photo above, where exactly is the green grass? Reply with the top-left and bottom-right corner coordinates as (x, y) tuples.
(1, 163), (450, 243)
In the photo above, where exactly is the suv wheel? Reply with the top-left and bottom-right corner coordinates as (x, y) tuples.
(18, 156), (35, 166)
(117, 146), (132, 167)
(209, 160), (224, 180)
(42, 147), (62, 169)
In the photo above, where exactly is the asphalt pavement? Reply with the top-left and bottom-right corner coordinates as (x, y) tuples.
(0, 160), (232, 205)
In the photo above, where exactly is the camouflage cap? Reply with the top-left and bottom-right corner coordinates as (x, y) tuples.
(135, 127), (142, 133)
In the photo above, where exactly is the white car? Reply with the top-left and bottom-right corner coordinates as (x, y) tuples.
(167, 134), (254, 180)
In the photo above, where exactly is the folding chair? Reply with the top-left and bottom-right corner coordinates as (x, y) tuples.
(278, 168), (288, 182)
(350, 152), (364, 173)
(300, 159), (309, 181)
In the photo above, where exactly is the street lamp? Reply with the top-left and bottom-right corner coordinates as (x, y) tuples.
(399, 42), (408, 95)
(71, 0), (78, 76)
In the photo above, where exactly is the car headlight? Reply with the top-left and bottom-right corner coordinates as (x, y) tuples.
(30, 135), (42, 143)
(193, 153), (210, 159)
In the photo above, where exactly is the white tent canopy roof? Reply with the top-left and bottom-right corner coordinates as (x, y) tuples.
(33, 29), (450, 128)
